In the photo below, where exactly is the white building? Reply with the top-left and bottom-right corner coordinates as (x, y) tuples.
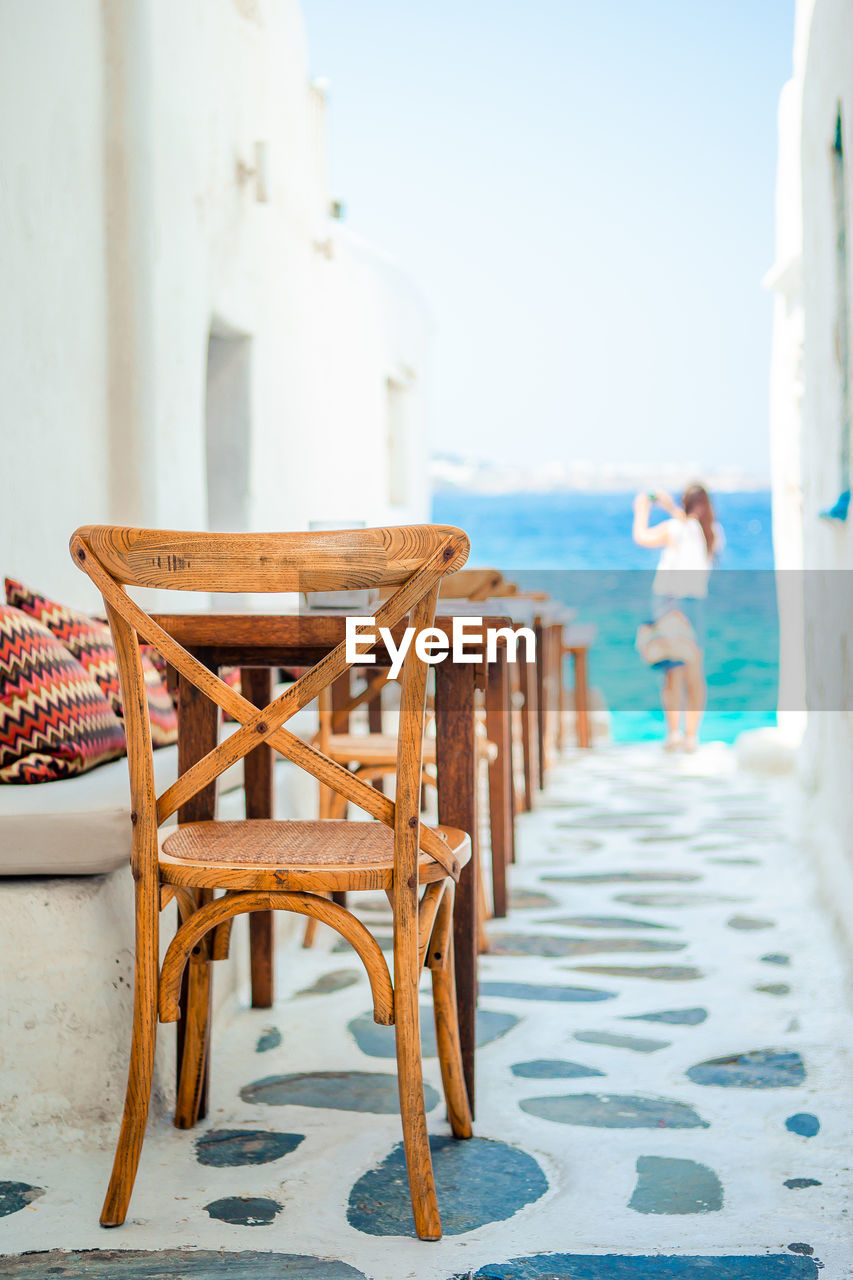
(766, 0), (853, 952)
(0, 0), (431, 612)
(0, 0), (431, 1134)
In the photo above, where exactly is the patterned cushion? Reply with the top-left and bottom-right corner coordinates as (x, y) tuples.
(5, 579), (178, 747)
(0, 605), (126, 783)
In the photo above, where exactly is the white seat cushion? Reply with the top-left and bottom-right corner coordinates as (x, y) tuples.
(0, 704), (320, 876)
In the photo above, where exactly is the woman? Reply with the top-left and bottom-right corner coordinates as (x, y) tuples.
(632, 484), (724, 752)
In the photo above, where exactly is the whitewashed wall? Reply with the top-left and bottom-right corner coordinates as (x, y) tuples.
(0, 0), (431, 612)
(0, 1), (111, 604)
(768, 0), (853, 953)
(0, 0), (432, 1128)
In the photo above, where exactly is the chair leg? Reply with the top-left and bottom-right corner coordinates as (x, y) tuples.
(100, 881), (159, 1227)
(174, 956), (212, 1129)
(394, 962), (442, 1240)
(430, 899), (473, 1140)
(476, 854), (490, 954)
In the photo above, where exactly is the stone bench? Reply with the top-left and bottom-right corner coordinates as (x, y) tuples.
(0, 715), (317, 1138)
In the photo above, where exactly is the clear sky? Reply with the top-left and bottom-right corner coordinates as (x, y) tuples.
(300, 1), (794, 479)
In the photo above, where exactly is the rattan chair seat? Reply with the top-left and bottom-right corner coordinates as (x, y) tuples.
(159, 818), (471, 892)
(324, 733), (496, 766)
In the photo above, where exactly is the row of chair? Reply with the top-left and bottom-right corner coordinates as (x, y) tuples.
(69, 525), (595, 1241)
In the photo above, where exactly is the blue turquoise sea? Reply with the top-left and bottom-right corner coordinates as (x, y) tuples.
(431, 490), (777, 744)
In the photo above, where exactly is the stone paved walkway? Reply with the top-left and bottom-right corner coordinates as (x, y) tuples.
(2, 745), (853, 1278)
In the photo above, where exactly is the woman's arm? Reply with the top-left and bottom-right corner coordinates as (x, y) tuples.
(633, 493), (672, 548)
(652, 488), (685, 520)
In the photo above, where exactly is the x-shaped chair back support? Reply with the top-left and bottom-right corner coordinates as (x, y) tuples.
(70, 525), (469, 881)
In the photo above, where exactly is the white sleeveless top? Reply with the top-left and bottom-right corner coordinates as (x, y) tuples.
(652, 517), (724, 600)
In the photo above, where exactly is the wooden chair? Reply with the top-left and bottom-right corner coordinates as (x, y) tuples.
(560, 622), (598, 750)
(304, 672), (495, 950)
(70, 523), (473, 1241)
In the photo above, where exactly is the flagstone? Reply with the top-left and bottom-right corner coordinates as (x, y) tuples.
(2, 1253), (369, 1279)
(686, 1049), (805, 1088)
(628, 1156), (723, 1214)
(625, 1007), (707, 1025)
(239, 1070), (440, 1113)
(574, 1030), (670, 1053)
(295, 970), (360, 997)
(347, 1008), (519, 1057)
(785, 1113), (820, 1136)
(487, 934), (685, 957)
(518, 1093), (709, 1129)
(195, 1129), (305, 1167)
(347, 1136), (547, 1236)
(510, 1058), (605, 1078)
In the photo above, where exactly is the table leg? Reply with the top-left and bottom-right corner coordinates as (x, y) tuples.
(520, 654), (539, 809)
(557, 642), (566, 754)
(331, 672), (352, 907)
(535, 622), (546, 789)
(243, 667), (275, 1008)
(366, 670), (384, 794)
(176, 659), (219, 1120)
(574, 647), (591, 749)
(485, 649), (512, 918)
(434, 660), (478, 1117)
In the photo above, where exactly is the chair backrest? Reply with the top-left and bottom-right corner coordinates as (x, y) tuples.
(70, 524), (469, 884)
(439, 567), (504, 601)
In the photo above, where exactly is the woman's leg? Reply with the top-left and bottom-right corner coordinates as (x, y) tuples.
(684, 656), (705, 748)
(661, 668), (685, 743)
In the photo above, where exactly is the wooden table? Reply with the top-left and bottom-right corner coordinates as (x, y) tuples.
(154, 610), (514, 1119)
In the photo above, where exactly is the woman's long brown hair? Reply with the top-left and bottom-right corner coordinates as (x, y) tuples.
(683, 483), (716, 554)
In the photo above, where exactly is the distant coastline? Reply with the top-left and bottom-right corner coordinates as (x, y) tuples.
(431, 452), (770, 496)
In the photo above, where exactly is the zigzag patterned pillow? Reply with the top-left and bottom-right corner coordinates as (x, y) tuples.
(5, 579), (178, 748)
(0, 605), (126, 783)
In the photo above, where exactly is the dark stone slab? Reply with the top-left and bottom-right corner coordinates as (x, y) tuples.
(480, 981), (615, 1003)
(614, 893), (742, 908)
(556, 812), (674, 830)
(195, 1129), (304, 1167)
(508, 889), (560, 910)
(574, 1031), (670, 1053)
(707, 857), (762, 866)
(333, 934), (392, 953)
(755, 983), (791, 996)
(788, 1245), (815, 1256)
(0, 1182), (43, 1217)
(518, 1093), (709, 1129)
(786, 1113), (820, 1137)
(541, 871), (701, 885)
(255, 1026), (281, 1053)
(204, 1196), (282, 1226)
(240, 1070), (439, 1114)
(783, 1178), (822, 1189)
(626, 1008), (707, 1025)
(348, 1007), (519, 1057)
(543, 915), (674, 931)
(727, 915), (776, 931)
(761, 954), (791, 966)
(467, 1255), (819, 1278)
(347, 1135), (547, 1236)
(629, 1156), (723, 1214)
(635, 833), (693, 844)
(1, 1252), (369, 1279)
(545, 836), (604, 851)
(488, 934), (685, 957)
(511, 1059), (605, 1079)
(571, 965), (703, 981)
(296, 970), (360, 997)
(687, 1049), (805, 1089)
